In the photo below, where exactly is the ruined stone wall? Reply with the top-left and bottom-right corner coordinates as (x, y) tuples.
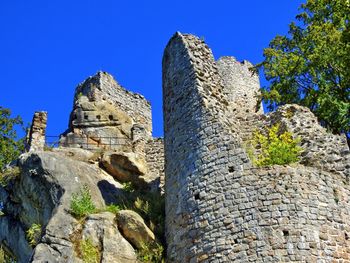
(163, 32), (350, 262)
(145, 138), (165, 192)
(27, 111), (47, 152)
(224, 165), (350, 262)
(217, 56), (263, 117)
(268, 104), (350, 178)
(74, 71), (152, 134)
(60, 72), (152, 151)
(239, 104), (350, 179)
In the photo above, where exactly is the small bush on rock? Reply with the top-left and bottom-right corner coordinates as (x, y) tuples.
(118, 187), (166, 261)
(70, 185), (96, 219)
(137, 241), (164, 263)
(80, 239), (100, 263)
(249, 124), (302, 166)
(26, 223), (42, 247)
(105, 204), (121, 214)
(122, 182), (135, 193)
(0, 167), (20, 187)
(0, 246), (16, 263)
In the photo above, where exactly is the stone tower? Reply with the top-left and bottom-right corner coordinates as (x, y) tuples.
(163, 32), (350, 262)
(163, 32), (251, 262)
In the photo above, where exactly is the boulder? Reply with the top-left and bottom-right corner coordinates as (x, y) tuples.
(116, 209), (155, 249)
(82, 212), (138, 263)
(101, 151), (148, 185)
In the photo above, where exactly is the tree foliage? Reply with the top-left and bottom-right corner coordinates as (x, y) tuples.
(0, 106), (24, 171)
(256, 0), (350, 143)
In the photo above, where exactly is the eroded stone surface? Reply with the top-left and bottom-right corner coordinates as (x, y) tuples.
(101, 151), (148, 185)
(26, 111), (47, 152)
(117, 209), (155, 249)
(0, 151), (134, 263)
(82, 212), (138, 263)
(60, 71), (152, 152)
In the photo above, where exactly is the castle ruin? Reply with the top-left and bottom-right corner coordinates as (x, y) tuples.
(21, 32), (350, 262)
(163, 32), (350, 262)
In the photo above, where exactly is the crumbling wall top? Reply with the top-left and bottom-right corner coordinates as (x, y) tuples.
(217, 56), (263, 117)
(26, 111), (47, 152)
(74, 71), (152, 134)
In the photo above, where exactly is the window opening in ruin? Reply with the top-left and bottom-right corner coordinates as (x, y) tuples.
(194, 193), (200, 200)
(96, 115), (101, 120)
(109, 115), (114, 120)
(84, 115), (88, 120)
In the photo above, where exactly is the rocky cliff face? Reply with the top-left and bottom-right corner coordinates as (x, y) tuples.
(0, 150), (142, 262)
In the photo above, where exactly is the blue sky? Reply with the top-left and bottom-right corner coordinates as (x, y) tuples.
(0, 0), (303, 137)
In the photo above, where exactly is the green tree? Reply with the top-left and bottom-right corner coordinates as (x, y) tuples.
(256, 0), (350, 144)
(0, 106), (24, 171)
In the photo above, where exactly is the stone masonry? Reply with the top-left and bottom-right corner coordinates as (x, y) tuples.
(163, 32), (350, 262)
(60, 71), (152, 151)
(217, 56), (263, 117)
(26, 111), (48, 152)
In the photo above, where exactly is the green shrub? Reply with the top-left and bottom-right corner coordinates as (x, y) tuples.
(137, 241), (164, 263)
(0, 167), (20, 187)
(122, 182), (135, 193)
(80, 239), (100, 263)
(0, 247), (4, 263)
(105, 204), (121, 214)
(26, 223), (42, 247)
(70, 185), (96, 219)
(0, 246), (16, 263)
(249, 124), (302, 166)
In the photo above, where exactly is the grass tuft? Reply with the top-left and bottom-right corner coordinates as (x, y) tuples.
(80, 239), (100, 263)
(70, 185), (96, 219)
(26, 223), (42, 247)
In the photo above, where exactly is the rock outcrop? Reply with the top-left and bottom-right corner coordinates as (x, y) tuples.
(0, 70), (165, 262)
(0, 151), (140, 262)
(117, 210), (155, 249)
(81, 212), (137, 263)
(101, 152), (148, 187)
